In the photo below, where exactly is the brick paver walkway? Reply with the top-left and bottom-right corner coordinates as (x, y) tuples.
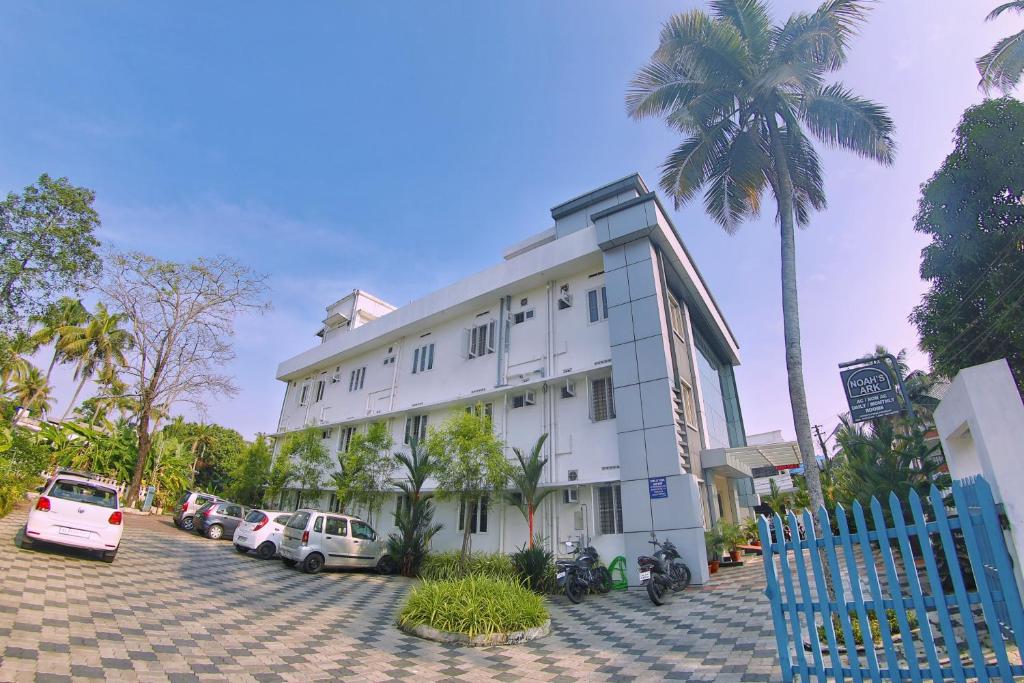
(0, 505), (781, 682)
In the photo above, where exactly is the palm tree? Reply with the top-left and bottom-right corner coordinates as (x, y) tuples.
(56, 303), (133, 421)
(507, 433), (553, 548)
(978, 2), (1024, 93)
(29, 297), (89, 384)
(388, 438), (443, 576)
(10, 365), (52, 415)
(626, 0), (895, 512)
(0, 331), (38, 396)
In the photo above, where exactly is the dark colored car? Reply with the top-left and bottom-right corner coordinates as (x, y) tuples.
(194, 501), (248, 540)
(173, 491), (222, 531)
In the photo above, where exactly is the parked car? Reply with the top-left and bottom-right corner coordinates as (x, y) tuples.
(279, 509), (396, 574)
(233, 510), (291, 559)
(173, 491), (221, 531)
(21, 471), (123, 563)
(194, 501), (248, 540)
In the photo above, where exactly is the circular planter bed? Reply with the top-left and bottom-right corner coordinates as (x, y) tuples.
(399, 618), (551, 646)
(396, 575), (550, 647)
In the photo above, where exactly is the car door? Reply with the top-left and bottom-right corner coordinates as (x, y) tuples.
(322, 516), (359, 568)
(349, 520), (382, 569)
(224, 505), (244, 534)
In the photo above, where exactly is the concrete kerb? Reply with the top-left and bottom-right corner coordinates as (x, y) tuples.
(397, 619), (551, 647)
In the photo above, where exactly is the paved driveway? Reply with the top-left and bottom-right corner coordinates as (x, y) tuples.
(0, 505), (781, 682)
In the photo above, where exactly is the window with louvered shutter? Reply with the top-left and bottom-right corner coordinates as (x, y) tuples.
(597, 485), (622, 534)
(590, 377), (615, 421)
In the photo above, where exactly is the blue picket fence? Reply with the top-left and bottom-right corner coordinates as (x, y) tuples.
(758, 476), (1024, 681)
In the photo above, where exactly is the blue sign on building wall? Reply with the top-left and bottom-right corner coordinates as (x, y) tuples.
(648, 477), (668, 499)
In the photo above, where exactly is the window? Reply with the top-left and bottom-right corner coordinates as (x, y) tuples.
(351, 521), (375, 540)
(412, 343), (435, 374)
(590, 377), (615, 421)
(587, 286), (609, 323)
(274, 514), (292, 525)
(511, 391), (535, 409)
(465, 403), (494, 420)
(681, 380), (698, 427)
(314, 379), (326, 403)
(383, 347), (396, 365)
(349, 367), (366, 392)
(467, 321), (496, 359)
(325, 517), (346, 536)
(597, 484), (623, 534)
(404, 414), (428, 444)
(299, 384), (310, 406)
(313, 516), (324, 533)
(49, 480), (117, 509)
(338, 426), (356, 453)
(512, 309), (535, 325)
(320, 428), (332, 440)
(458, 496), (488, 533)
(668, 295), (685, 337)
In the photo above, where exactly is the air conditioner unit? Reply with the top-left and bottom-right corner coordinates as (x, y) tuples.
(330, 374), (341, 384)
(563, 487), (579, 504)
(568, 469), (578, 481)
(558, 292), (573, 310)
(524, 390), (536, 406)
(561, 381), (576, 399)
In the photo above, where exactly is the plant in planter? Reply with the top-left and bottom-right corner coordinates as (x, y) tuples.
(718, 521), (744, 562)
(742, 517), (761, 547)
(705, 528), (725, 574)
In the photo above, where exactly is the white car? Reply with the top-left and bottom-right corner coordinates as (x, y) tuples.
(22, 472), (123, 563)
(233, 509), (292, 559)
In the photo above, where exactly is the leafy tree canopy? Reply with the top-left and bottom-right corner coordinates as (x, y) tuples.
(0, 174), (101, 332)
(911, 97), (1024, 389)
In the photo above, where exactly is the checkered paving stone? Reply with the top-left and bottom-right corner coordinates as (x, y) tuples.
(0, 504), (782, 682)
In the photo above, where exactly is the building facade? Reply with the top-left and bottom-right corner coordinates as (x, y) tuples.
(272, 175), (754, 584)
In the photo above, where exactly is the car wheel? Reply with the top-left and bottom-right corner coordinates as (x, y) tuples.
(181, 516), (194, 531)
(282, 558), (298, 568)
(256, 542), (276, 560)
(302, 553), (325, 574)
(234, 544), (248, 554)
(376, 556), (398, 575)
(101, 549), (117, 564)
(206, 524), (224, 540)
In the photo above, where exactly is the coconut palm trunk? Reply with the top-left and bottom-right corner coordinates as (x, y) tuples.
(59, 374), (89, 422)
(767, 117), (825, 513)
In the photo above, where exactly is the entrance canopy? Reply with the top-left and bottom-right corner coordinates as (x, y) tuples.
(700, 442), (802, 479)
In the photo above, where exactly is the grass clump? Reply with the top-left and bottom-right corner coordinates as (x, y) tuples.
(398, 576), (549, 637)
(419, 551), (518, 582)
(510, 543), (557, 594)
(818, 609), (919, 647)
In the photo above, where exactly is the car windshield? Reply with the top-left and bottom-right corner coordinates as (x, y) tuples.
(48, 479), (117, 509)
(274, 515), (292, 525)
(287, 511), (311, 529)
(244, 510), (265, 523)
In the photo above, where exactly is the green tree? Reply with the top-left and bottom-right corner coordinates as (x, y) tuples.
(506, 433), (552, 549)
(29, 297), (89, 385)
(281, 428), (332, 508)
(427, 410), (509, 559)
(225, 435), (273, 507)
(763, 478), (790, 516)
(626, 0), (895, 513)
(0, 174), (101, 331)
(977, 2), (1024, 93)
(56, 302), (133, 421)
(148, 434), (193, 509)
(387, 438), (443, 577)
(9, 366), (52, 416)
(911, 97), (1024, 391)
(265, 446), (293, 509)
(0, 331), (38, 397)
(332, 422), (395, 522)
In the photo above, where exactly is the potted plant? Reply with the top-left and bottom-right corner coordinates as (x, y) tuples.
(705, 528), (725, 574)
(742, 517), (761, 548)
(719, 521), (744, 563)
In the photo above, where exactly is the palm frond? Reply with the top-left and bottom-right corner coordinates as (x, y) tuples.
(769, 0), (871, 73)
(709, 0), (773, 61)
(988, 1), (1024, 21)
(798, 83), (895, 163)
(702, 126), (770, 232)
(655, 10), (753, 87)
(977, 29), (1024, 94)
(626, 61), (705, 120)
(657, 123), (731, 209)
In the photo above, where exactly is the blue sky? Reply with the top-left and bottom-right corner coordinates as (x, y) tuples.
(1, 2), (1011, 443)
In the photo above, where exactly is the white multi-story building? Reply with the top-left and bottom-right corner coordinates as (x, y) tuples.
(272, 174), (796, 583)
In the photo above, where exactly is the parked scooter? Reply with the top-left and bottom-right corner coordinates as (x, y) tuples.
(637, 534), (691, 605)
(556, 540), (612, 604)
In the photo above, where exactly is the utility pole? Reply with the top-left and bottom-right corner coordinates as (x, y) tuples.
(813, 424), (830, 460)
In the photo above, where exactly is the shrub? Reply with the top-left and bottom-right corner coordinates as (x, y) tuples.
(398, 576), (548, 637)
(0, 457), (34, 518)
(817, 609), (919, 647)
(419, 550), (518, 582)
(510, 543), (557, 594)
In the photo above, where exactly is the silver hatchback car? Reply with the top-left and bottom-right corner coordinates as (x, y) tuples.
(279, 509), (396, 575)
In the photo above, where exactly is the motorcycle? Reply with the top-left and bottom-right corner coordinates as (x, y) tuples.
(637, 535), (692, 605)
(556, 540), (612, 604)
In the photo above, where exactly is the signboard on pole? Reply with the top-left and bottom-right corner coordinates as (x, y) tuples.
(840, 361), (901, 423)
